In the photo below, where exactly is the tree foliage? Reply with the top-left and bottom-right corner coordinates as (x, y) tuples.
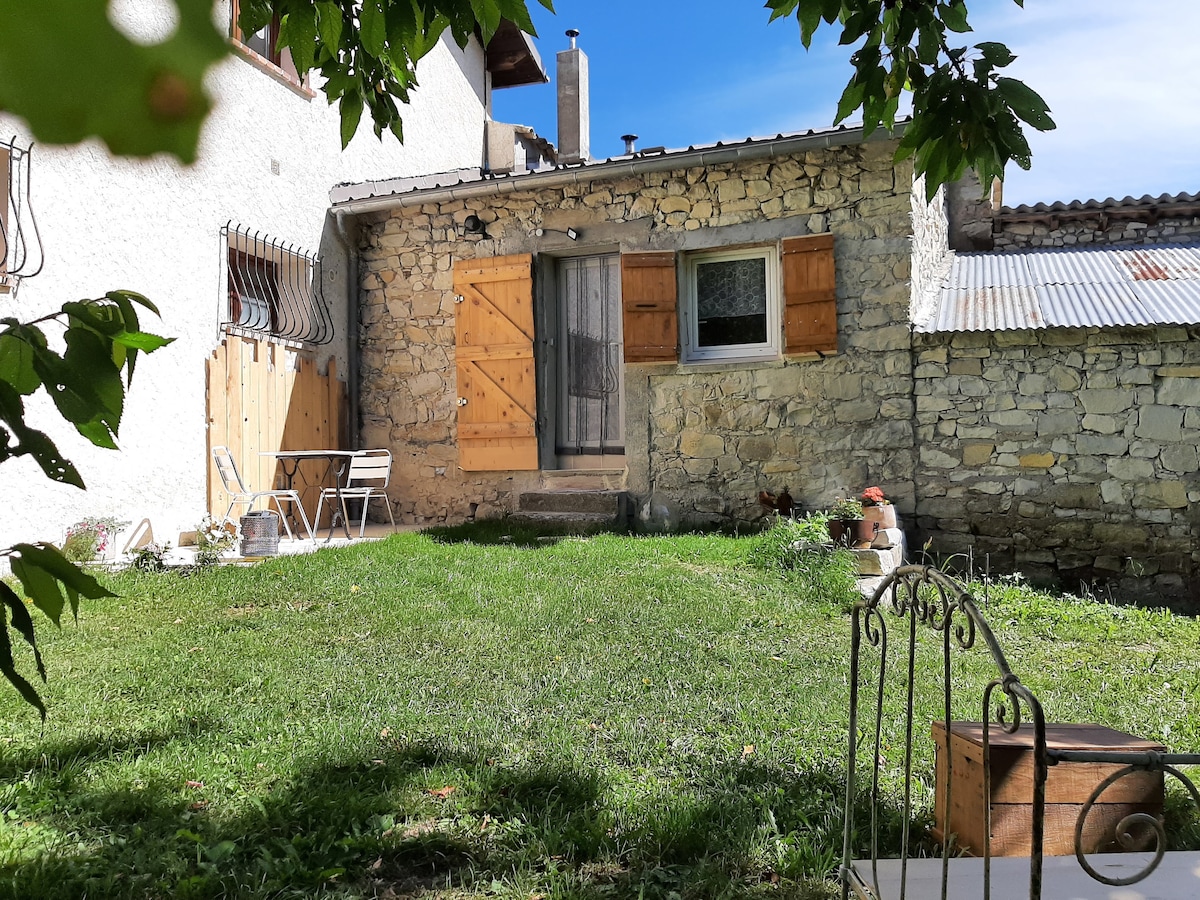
(767, 0), (1054, 199)
(237, 0), (553, 146)
(0, 294), (173, 716)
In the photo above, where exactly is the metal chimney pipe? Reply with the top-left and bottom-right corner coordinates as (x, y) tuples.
(622, 134), (638, 155)
(557, 30), (589, 164)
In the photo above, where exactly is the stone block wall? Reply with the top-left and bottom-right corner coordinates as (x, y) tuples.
(992, 212), (1200, 251)
(913, 326), (1200, 601)
(356, 139), (918, 526)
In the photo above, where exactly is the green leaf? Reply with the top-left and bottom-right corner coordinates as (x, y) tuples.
(0, 582), (45, 682)
(63, 300), (125, 336)
(106, 289), (160, 318)
(12, 543), (115, 620)
(468, 0), (503, 43)
(797, 0), (823, 48)
(282, 1), (319, 75)
(360, 0), (387, 57)
(0, 610), (45, 719)
(0, 380), (85, 486)
(339, 89), (364, 148)
(976, 41), (1016, 68)
(33, 328), (125, 449)
(834, 77), (866, 125)
(0, 333), (40, 395)
(113, 331), (174, 353)
(996, 76), (1055, 131)
(315, 0), (344, 54)
(11, 552), (65, 626)
(939, 0), (971, 33)
(0, 0), (229, 163)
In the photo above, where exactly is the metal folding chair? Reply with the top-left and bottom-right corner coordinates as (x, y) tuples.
(210, 445), (315, 541)
(314, 449), (396, 538)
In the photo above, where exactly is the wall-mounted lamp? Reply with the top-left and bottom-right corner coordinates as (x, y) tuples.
(533, 227), (579, 241)
(463, 214), (489, 238)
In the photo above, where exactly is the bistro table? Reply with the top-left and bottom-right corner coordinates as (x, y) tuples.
(260, 450), (365, 540)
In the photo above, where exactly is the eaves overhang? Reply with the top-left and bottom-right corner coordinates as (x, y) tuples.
(486, 19), (548, 89)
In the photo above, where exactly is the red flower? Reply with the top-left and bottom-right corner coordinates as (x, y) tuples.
(861, 486), (887, 506)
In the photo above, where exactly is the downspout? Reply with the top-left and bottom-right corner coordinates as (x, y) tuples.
(333, 209), (360, 450)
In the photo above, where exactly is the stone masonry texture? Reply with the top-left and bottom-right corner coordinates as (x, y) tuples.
(913, 326), (1200, 603)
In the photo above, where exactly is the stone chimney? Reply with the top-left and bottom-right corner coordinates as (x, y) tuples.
(556, 29), (589, 164)
(946, 170), (999, 251)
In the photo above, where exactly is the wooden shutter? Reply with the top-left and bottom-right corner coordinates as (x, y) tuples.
(621, 252), (678, 362)
(453, 254), (538, 471)
(783, 234), (837, 354)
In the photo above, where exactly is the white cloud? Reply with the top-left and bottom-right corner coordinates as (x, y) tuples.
(974, 0), (1200, 204)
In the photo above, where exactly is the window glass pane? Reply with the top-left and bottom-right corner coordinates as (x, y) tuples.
(695, 256), (767, 347)
(243, 26), (272, 59)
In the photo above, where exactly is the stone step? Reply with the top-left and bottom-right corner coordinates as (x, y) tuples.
(850, 544), (904, 576)
(506, 511), (624, 531)
(519, 490), (630, 518)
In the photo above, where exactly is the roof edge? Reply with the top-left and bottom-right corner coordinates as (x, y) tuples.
(331, 122), (903, 214)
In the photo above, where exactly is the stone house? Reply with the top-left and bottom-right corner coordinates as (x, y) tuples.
(331, 119), (919, 530)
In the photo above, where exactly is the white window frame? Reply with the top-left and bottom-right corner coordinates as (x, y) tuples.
(682, 245), (781, 363)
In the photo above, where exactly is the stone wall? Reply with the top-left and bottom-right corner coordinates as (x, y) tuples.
(992, 211), (1200, 251)
(356, 138), (918, 526)
(913, 327), (1200, 602)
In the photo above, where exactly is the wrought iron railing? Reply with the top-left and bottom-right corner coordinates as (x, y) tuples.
(220, 223), (334, 344)
(1, 137), (44, 294)
(840, 564), (1200, 900)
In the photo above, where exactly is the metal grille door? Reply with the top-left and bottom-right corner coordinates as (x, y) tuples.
(557, 255), (624, 457)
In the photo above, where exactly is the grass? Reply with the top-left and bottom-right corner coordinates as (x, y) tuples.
(0, 523), (1196, 899)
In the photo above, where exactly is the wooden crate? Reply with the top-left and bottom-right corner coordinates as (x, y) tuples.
(931, 722), (1165, 857)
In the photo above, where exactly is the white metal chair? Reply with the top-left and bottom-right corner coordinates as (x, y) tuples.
(210, 445), (315, 541)
(314, 449), (396, 538)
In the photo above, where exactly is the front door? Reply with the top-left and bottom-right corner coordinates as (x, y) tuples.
(555, 254), (624, 466)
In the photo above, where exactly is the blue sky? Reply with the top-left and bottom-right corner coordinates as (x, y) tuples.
(492, 0), (1200, 207)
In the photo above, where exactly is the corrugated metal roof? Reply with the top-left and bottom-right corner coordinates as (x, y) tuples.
(932, 286), (1041, 332)
(917, 244), (1200, 333)
(999, 190), (1200, 217)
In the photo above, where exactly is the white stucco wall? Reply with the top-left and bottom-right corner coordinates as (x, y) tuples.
(0, 2), (488, 550)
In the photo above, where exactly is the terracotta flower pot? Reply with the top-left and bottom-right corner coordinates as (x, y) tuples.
(863, 504), (897, 530)
(828, 518), (879, 548)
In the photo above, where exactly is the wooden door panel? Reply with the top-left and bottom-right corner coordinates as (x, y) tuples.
(453, 254), (538, 471)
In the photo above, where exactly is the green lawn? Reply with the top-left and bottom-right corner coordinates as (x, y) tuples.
(0, 525), (1197, 899)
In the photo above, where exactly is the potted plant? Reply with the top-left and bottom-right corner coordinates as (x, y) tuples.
(860, 486), (897, 530)
(827, 498), (878, 548)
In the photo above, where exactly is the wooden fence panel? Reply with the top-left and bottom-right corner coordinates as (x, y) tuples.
(206, 336), (346, 523)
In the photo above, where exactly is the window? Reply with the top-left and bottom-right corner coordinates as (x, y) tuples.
(228, 247), (279, 332)
(683, 246), (781, 362)
(222, 224), (334, 345)
(230, 0), (305, 89)
(620, 234), (837, 364)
